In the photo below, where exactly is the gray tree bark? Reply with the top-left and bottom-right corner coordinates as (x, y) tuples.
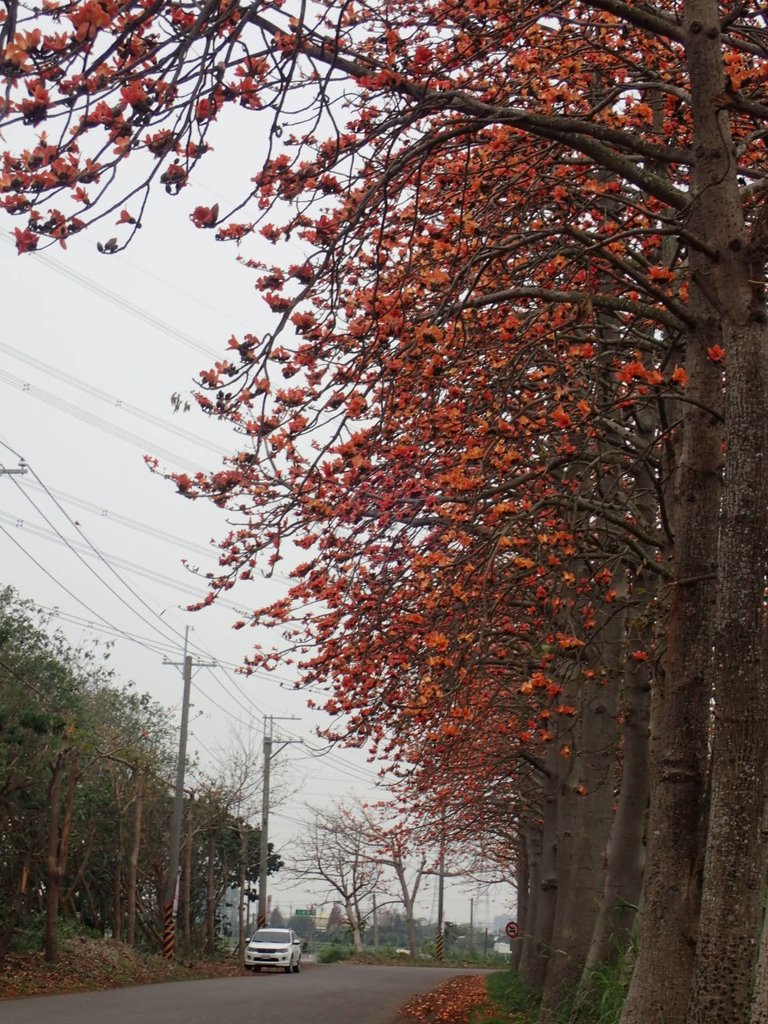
(682, 4), (768, 1020)
(540, 602), (624, 1021)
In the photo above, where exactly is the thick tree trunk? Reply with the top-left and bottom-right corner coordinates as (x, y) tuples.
(0, 859), (29, 969)
(393, 860), (422, 958)
(518, 745), (560, 994)
(344, 897), (364, 951)
(543, 663), (581, 974)
(581, 622), (651, 977)
(517, 819), (542, 980)
(686, 343), (768, 1024)
(182, 799), (193, 954)
(681, 2), (768, 1020)
(404, 906), (418, 959)
(44, 754), (65, 964)
(540, 604), (623, 1020)
(747, 790), (768, 1022)
(512, 833), (529, 972)
(113, 777), (123, 943)
(620, 313), (721, 1022)
(63, 832), (93, 919)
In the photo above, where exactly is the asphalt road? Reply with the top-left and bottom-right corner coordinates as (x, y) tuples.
(1, 963), (487, 1024)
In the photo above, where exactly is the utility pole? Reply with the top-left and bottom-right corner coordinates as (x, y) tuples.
(257, 721), (272, 929)
(161, 629), (214, 960)
(257, 715), (299, 929)
(0, 459), (27, 477)
(436, 827), (445, 962)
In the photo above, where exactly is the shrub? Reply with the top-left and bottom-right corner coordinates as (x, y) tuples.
(317, 944), (353, 963)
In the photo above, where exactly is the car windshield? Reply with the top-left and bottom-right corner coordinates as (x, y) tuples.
(251, 930), (291, 943)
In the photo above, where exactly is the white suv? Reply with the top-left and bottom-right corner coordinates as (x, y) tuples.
(244, 928), (302, 973)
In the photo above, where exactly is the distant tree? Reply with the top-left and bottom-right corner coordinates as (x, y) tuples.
(291, 807), (380, 952)
(0, 588), (175, 963)
(287, 912), (312, 940)
(270, 905), (285, 927)
(355, 803), (429, 958)
(325, 903), (344, 940)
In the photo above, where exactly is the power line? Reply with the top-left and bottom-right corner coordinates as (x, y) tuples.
(0, 338), (227, 458)
(0, 367), (207, 473)
(6, 467), (211, 654)
(22, 478), (296, 588)
(37, 604), (286, 724)
(3, 459), (296, 715)
(39, 608), (181, 659)
(8, 484), (278, 722)
(0, 507), (293, 723)
(2, 443), (244, 694)
(191, 670), (261, 723)
(24, 480), (216, 560)
(0, 509), (237, 610)
(0, 521), (148, 642)
(1, 449), (382, 786)
(0, 231), (221, 360)
(2, 500), (384, 780)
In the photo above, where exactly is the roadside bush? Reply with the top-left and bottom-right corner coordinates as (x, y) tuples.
(482, 969), (535, 1018)
(567, 954), (632, 1024)
(7, 913), (101, 954)
(317, 944), (353, 963)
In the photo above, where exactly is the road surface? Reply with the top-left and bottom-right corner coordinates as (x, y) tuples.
(1, 962), (487, 1024)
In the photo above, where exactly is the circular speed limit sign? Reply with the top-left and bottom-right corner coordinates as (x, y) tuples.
(505, 921), (520, 939)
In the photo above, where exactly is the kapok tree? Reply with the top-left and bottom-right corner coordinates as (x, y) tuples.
(3, 2), (768, 1022)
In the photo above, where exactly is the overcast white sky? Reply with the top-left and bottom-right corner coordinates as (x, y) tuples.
(0, 111), (513, 929)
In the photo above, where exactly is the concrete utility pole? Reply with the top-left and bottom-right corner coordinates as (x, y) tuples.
(162, 630), (214, 960)
(257, 721), (272, 929)
(257, 715), (299, 929)
(436, 830), (445, 961)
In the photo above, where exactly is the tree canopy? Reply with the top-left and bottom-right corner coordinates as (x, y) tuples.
(0, 587), (279, 962)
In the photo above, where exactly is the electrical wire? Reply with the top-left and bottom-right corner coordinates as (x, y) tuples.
(5, 468), (219, 650)
(2, 441), (248, 705)
(37, 605), (224, 664)
(0, 508), (274, 721)
(0, 509), (240, 610)
(0, 231), (222, 360)
(0, 367), (206, 473)
(0, 338), (226, 458)
(21, 478), (296, 588)
(0, 520), (144, 641)
(1, 442), (382, 787)
(0, 241), (391, 795)
(24, 480), (216, 560)
(1, 510), (382, 783)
